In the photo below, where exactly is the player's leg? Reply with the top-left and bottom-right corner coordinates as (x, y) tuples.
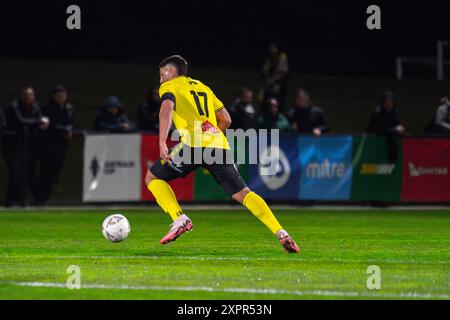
(204, 148), (299, 253)
(145, 143), (198, 244)
(145, 170), (184, 221)
(232, 187), (300, 253)
(232, 187), (283, 235)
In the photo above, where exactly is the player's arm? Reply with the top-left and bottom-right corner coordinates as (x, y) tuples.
(216, 107), (232, 132)
(159, 98), (175, 160)
(211, 90), (231, 132)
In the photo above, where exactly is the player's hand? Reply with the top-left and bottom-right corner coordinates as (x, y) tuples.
(122, 123), (130, 131)
(313, 128), (322, 137)
(159, 141), (170, 161)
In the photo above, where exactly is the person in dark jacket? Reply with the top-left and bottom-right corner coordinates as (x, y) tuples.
(288, 88), (330, 136)
(2, 86), (49, 207)
(34, 85), (75, 205)
(428, 89), (450, 134)
(94, 96), (136, 133)
(257, 97), (291, 132)
(262, 42), (289, 110)
(368, 91), (405, 162)
(0, 107), (5, 154)
(228, 87), (257, 130)
(137, 86), (160, 132)
(0, 107), (5, 140)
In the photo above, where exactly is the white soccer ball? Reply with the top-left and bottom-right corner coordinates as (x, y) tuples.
(102, 214), (131, 243)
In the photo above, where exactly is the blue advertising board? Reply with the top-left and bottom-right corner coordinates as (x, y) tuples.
(299, 136), (353, 200)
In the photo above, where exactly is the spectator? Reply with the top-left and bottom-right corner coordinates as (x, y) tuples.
(262, 42), (289, 110)
(0, 106), (5, 137)
(257, 97), (291, 132)
(288, 88), (330, 136)
(2, 86), (49, 207)
(0, 106), (5, 150)
(368, 91), (405, 162)
(94, 96), (136, 133)
(137, 85), (160, 132)
(425, 90), (450, 135)
(35, 85), (75, 205)
(229, 88), (256, 130)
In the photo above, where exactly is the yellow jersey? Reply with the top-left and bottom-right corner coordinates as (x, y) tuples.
(159, 76), (230, 149)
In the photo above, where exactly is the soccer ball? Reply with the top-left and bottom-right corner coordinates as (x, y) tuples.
(102, 214), (131, 243)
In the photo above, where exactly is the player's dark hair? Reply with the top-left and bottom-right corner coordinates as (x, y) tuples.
(159, 55), (188, 76)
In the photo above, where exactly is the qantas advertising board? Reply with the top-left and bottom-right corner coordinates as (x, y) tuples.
(401, 138), (450, 202)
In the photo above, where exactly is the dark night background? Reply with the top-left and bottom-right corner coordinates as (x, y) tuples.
(0, 0), (449, 76)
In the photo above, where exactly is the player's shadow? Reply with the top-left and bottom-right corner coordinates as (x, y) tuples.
(130, 249), (224, 258)
(129, 245), (282, 260)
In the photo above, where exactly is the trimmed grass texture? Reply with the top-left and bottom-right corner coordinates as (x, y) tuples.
(0, 209), (449, 299)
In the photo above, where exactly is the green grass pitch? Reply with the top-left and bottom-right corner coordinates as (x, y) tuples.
(0, 208), (449, 299)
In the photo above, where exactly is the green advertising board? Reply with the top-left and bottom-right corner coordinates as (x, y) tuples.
(194, 140), (248, 200)
(351, 135), (402, 201)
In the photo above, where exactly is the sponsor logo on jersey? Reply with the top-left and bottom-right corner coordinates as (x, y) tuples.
(201, 120), (219, 133)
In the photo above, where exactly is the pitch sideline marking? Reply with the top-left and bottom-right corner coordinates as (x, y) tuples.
(5, 281), (450, 299)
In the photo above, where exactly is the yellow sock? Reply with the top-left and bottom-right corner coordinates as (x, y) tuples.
(243, 192), (283, 234)
(147, 179), (183, 221)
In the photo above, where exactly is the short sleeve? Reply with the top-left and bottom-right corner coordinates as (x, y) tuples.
(159, 82), (176, 105)
(159, 82), (174, 100)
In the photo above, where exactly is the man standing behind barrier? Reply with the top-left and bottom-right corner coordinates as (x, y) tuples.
(0, 107), (5, 143)
(288, 88), (330, 136)
(2, 86), (49, 207)
(94, 96), (136, 133)
(228, 87), (256, 130)
(368, 91), (405, 163)
(429, 89), (450, 135)
(137, 86), (161, 132)
(35, 85), (75, 205)
(262, 43), (289, 110)
(258, 97), (291, 132)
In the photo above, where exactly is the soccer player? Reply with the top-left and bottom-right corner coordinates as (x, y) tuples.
(145, 55), (300, 253)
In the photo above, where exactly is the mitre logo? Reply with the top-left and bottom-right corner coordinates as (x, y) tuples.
(306, 159), (346, 179)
